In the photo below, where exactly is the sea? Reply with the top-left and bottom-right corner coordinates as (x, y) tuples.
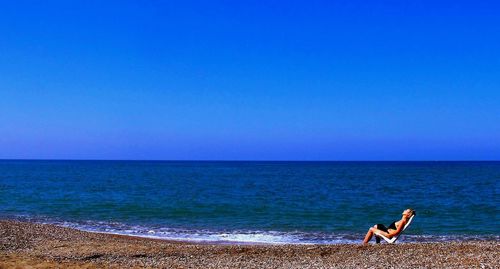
(0, 160), (498, 244)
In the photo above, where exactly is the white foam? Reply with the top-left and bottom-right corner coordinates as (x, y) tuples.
(104, 229), (309, 244)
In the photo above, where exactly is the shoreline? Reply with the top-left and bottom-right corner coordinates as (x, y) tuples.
(1, 220), (498, 268)
(5, 215), (498, 245)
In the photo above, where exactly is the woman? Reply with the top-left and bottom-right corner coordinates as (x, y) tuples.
(362, 208), (416, 244)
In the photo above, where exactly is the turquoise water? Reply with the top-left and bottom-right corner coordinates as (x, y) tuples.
(0, 160), (498, 244)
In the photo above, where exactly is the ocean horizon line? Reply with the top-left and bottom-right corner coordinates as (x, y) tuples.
(1, 159), (499, 162)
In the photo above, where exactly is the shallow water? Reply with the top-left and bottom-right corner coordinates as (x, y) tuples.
(0, 160), (498, 244)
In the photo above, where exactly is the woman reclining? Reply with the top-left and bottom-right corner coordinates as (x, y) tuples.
(362, 208), (416, 244)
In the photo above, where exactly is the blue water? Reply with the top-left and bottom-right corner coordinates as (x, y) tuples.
(0, 160), (498, 244)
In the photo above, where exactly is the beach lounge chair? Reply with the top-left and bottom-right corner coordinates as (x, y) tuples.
(374, 215), (415, 244)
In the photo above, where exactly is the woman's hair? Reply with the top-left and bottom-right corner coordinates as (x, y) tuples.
(407, 208), (416, 216)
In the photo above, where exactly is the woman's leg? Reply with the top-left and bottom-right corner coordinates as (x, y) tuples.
(362, 225), (378, 244)
(363, 224), (386, 244)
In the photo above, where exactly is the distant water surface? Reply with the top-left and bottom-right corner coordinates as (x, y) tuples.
(0, 160), (498, 244)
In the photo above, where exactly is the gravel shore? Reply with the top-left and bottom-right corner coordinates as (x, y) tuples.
(0, 220), (498, 268)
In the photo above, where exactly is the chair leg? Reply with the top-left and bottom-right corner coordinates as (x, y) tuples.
(375, 236), (381, 244)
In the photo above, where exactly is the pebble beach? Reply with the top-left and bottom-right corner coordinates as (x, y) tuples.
(0, 220), (498, 268)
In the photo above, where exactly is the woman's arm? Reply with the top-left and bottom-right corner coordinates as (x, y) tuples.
(387, 219), (407, 238)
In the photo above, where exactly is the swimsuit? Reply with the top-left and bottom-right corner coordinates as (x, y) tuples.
(376, 221), (397, 233)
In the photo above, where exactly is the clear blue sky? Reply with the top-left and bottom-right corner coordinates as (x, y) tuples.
(1, 1), (499, 160)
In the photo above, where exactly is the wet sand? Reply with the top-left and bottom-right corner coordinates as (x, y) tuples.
(0, 220), (498, 268)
